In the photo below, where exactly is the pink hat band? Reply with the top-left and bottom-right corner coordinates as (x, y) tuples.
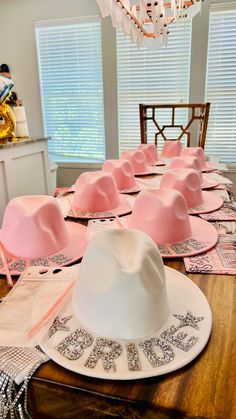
(138, 144), (158, 164)
(129, 189), (192, 244)
(0, 195), (69, 259)
(121, 150), (150, 174)
(180, 147), (207, 170)
(73, 171), (120, 212)
(168, 156), (203, 182)
(102, 159), (136, 190)
(161, 141), (182, 158)
(160, 169), (204, 208)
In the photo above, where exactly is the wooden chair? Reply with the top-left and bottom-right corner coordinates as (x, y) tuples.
(139, 103), (210, 149)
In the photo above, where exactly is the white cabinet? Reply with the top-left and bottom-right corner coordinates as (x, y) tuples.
(0, 137), (52, 224)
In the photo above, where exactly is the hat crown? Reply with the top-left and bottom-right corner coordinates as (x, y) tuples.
(180, 147), (206, 169)
(169, 156), (202, 181)
(73, 229), (170, 340)
(102, 159), (136, 189)
(1, 195), (69, 258)
(161, 141), (182, 158)
(160, 169), (203, 207)
(73, 171), (120, 212)
(138, 144), (158, 164)
(121, 149), (148, 173)
(129, 188), (192, 243)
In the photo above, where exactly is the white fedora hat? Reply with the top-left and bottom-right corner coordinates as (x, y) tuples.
(41, 228), (212, 380)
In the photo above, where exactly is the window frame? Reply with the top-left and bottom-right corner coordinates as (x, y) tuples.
(35, 15), (106, 164)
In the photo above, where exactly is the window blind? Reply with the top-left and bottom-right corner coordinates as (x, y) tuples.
(35, 17), (105, 163)
(117, 21), (192, 154)
(205, 3), (236, 163)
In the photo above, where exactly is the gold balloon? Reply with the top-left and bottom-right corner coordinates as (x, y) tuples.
(0, 100), (16, 143)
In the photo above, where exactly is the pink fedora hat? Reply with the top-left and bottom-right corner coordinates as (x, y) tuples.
(66, 171), (132, 219)
(0, 195), (87, 275)
(102, 159), (149, 194)
(138, 144), (164, 166)
(102, 159), (138, 193)
(121, 188), (218, 258)
(160, 169), (223, 214)
(168, 156), (203, 182)
(168, 156), (219, 189)
(180, 147), (214, 172)
(161, 141), (182, 158)
(120, 150), (153, 175)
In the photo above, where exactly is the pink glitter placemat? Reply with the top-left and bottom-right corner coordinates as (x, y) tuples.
(184, 233), (236, 274)
(199, 203), (236, 221)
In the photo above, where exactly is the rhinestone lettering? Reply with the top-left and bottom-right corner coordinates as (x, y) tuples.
(161, 311), (204, 352)
(85, 338), (122, 372)
(126, 343), (142, 372)
(139, 338), (174, 367)
(57, 329), (93, 360)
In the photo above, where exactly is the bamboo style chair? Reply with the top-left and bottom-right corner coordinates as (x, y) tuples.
(139, 103), (210, 149)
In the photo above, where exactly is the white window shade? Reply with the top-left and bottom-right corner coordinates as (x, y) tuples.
(117, 21), (192, 154)
(205, 3), (236, 163)
(35, 17), (105, 163)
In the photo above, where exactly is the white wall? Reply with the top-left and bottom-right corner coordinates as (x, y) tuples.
(0, 0), (235, 188)
(0, 0), (118, 186)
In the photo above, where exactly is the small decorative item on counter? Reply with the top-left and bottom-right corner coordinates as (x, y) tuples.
(0, 64), (22, 106)
(0, 75), (16, 144)
(12, 105), (29, 138)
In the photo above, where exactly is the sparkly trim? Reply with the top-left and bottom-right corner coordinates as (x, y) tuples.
(57, 329), (93, 361)
(139, 338), (174, 367)
(0, 360), (43, 419)
(48, 316), (72, 338)
(52, 311), (205, 373)
(126, 343), (141, 372)
(84, 338), (122, 372)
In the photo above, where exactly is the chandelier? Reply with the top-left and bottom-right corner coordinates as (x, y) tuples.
(96, 0), (203, 50)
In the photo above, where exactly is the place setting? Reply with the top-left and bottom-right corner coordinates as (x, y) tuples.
(57, 171), (135, 219)
(0, 195), (88, 277)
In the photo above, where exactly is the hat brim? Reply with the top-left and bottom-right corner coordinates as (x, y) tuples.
(188, 191), (223, 215)
(0, 221), (87, 276)
(156, 159), (165, 166)
(120, 215), (218, 258)
(133, 167), (154, 176)
(149, 166), (168, 175)
(40, 266), (212, 380)
(201, 174), (219, 189)
(202, 162), (217, 173)
(119, 179), (158, 194)
(150, 159), (165, 166)
(57, 193), (134, 219)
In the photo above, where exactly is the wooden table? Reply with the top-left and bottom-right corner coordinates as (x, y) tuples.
(1, 259), (235, 419)
(1, 173), (235, 419)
